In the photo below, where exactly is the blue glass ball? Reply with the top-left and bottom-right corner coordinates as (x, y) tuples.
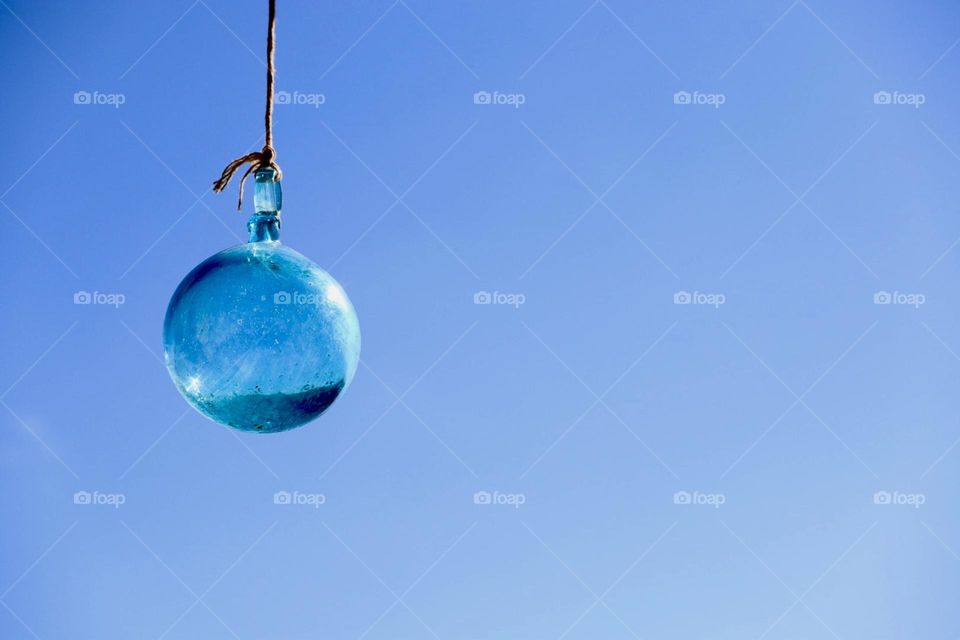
(163, 230), (360, 433)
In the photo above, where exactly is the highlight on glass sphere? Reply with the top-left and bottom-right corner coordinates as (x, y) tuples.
(162, 168), (360, 433)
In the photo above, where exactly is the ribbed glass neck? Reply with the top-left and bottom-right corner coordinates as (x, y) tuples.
(248, 167), (282, 243)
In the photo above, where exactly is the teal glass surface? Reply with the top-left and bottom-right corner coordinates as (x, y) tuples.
(162, 169), (361, 433)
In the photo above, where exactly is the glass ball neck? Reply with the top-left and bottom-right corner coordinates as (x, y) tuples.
(248, 212), (280, 243)
(248, 167), (282, 243)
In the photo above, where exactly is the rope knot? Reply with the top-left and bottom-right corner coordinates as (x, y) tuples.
(212, 150), (282, 211)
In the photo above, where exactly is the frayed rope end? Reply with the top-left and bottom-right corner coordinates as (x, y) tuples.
(212, 147), (282, 211)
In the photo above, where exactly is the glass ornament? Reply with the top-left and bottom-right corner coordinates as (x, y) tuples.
(163, 168), (360, 433)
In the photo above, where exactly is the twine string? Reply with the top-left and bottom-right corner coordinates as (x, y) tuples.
(212, 0), (282, 210)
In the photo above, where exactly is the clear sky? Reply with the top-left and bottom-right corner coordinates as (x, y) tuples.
(2, 1), (959, 638)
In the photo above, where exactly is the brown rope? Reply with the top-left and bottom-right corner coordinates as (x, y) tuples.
(212, 0), (282, 211)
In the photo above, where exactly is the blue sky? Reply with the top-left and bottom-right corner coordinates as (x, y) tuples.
(2, 0), (960, 638)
